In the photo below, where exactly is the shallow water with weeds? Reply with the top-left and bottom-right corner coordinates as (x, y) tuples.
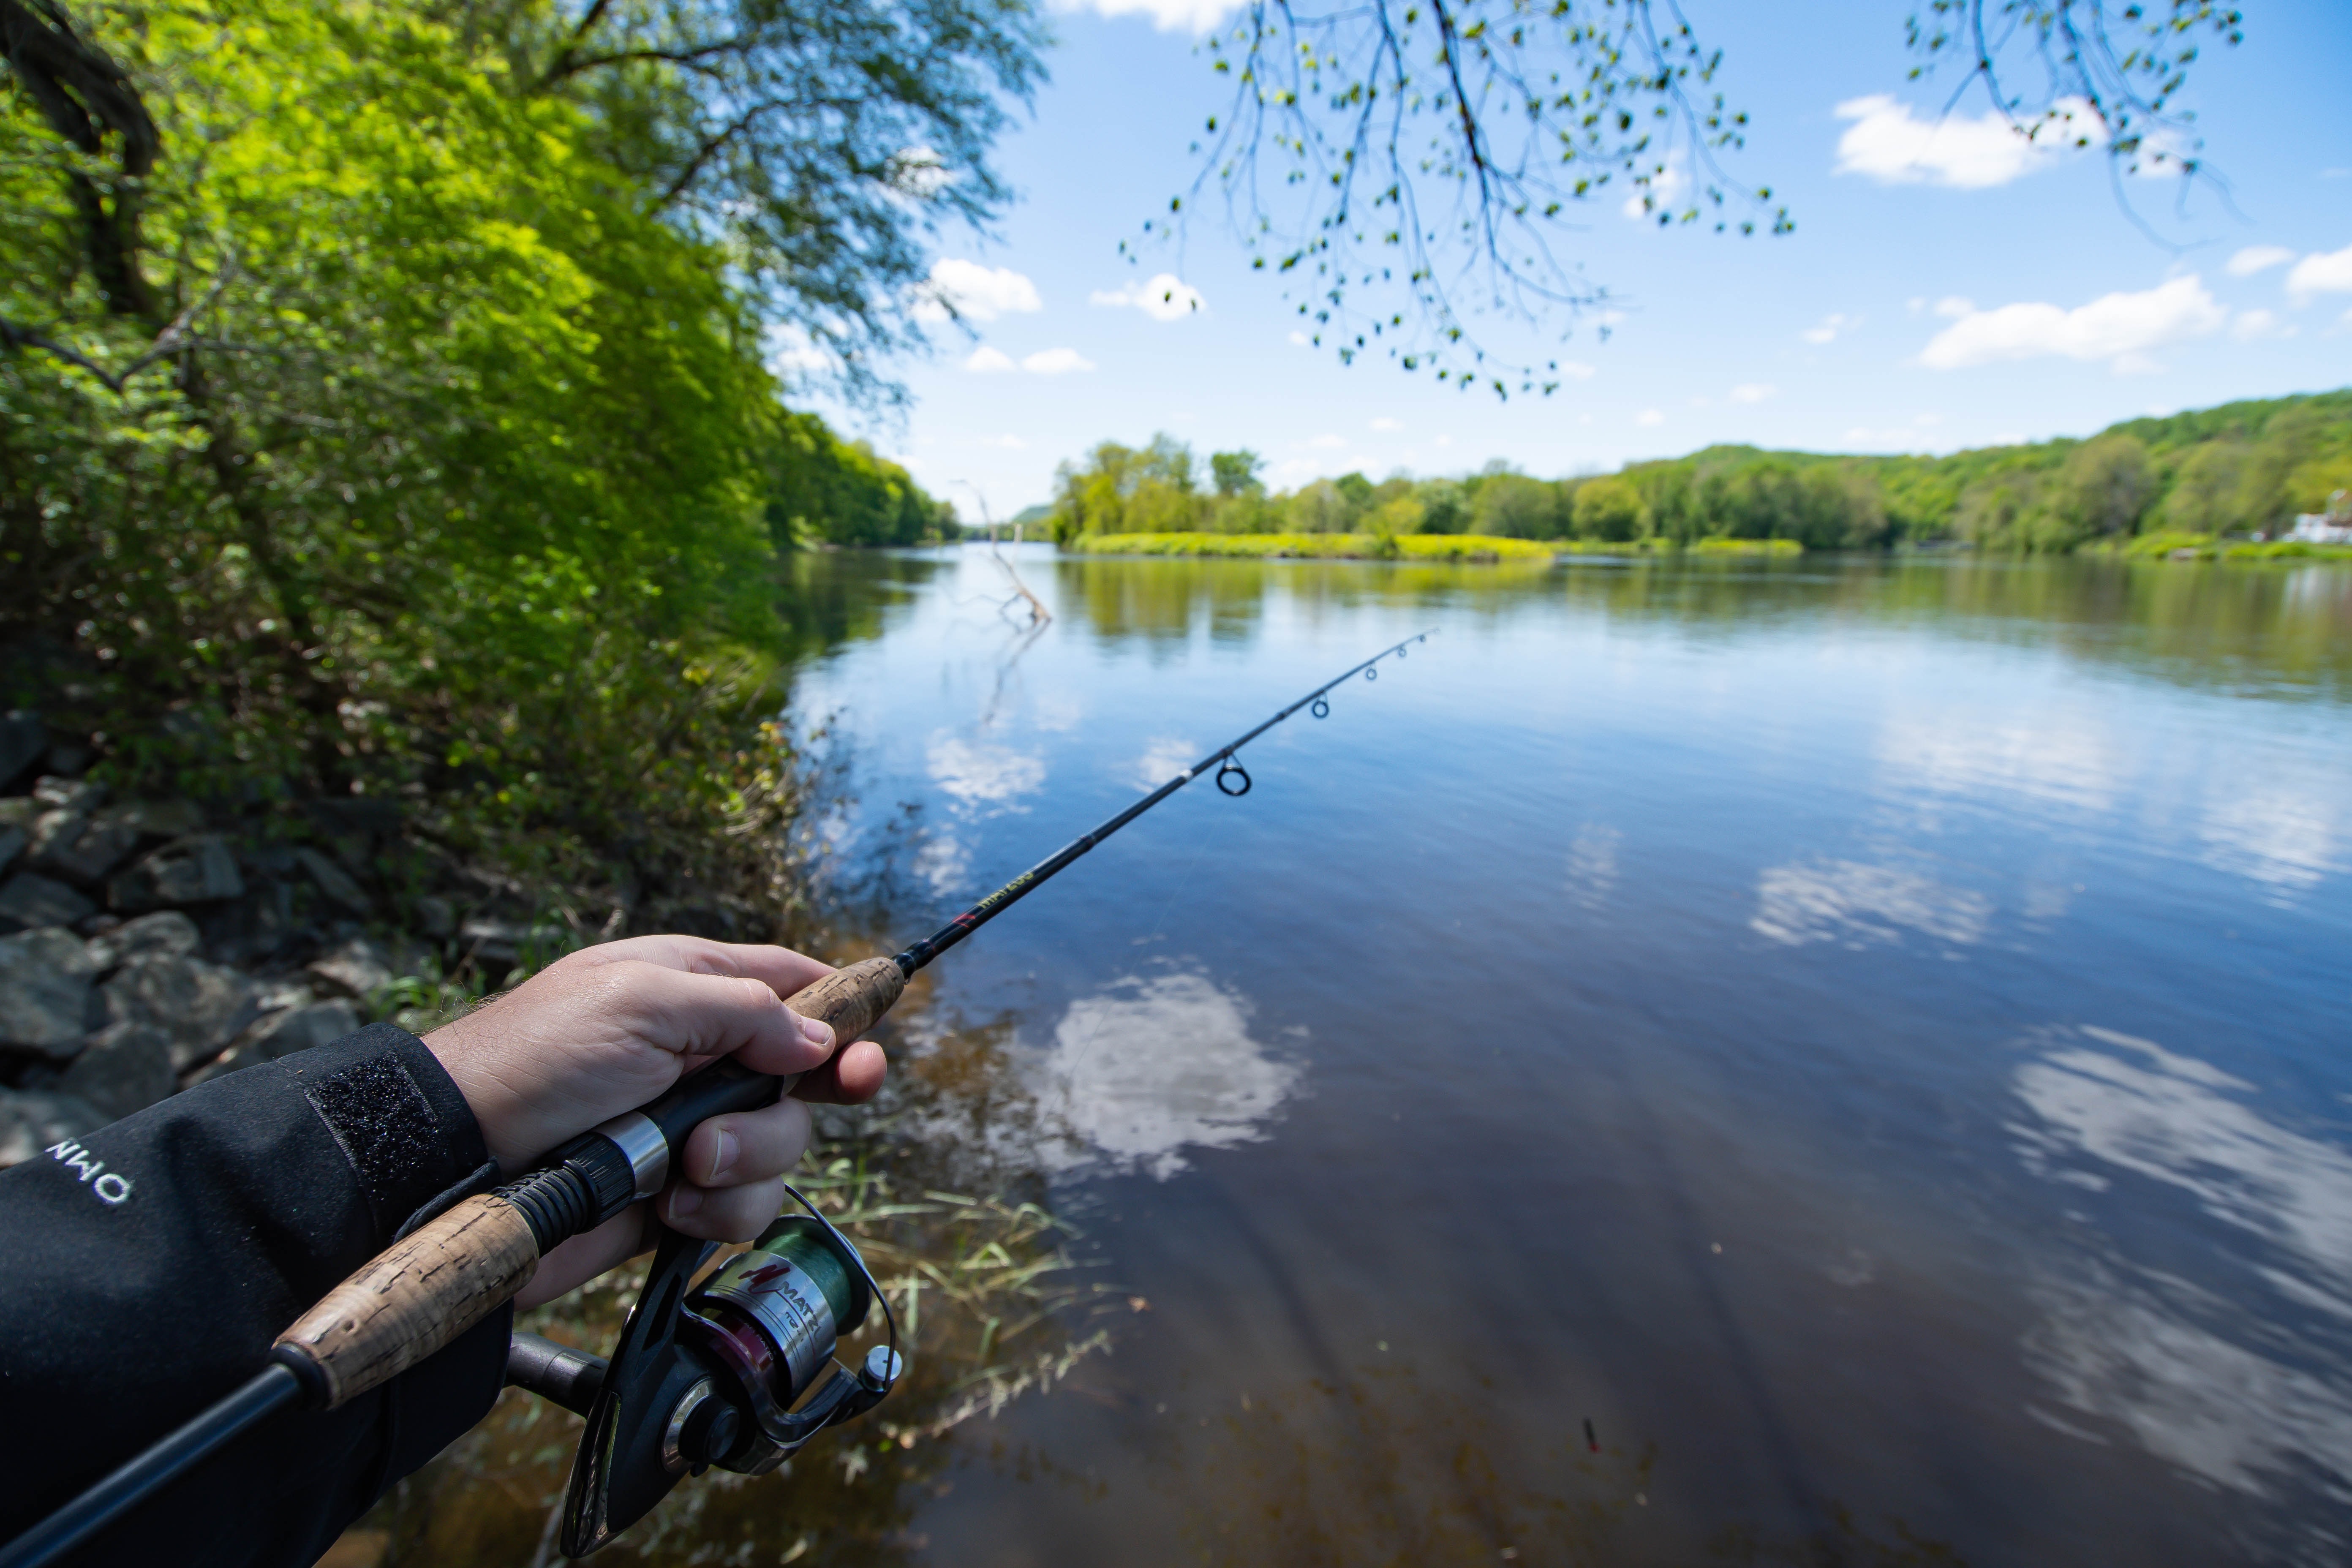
(376, 547), (2351, 1565)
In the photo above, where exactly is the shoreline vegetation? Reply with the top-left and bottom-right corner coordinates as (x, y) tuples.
(1034, 390), (2352, 563)
(1057, 529), (2352, 564)
(1063, 532), (1799, 561)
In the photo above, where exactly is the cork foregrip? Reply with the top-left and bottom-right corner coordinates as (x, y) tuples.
(275, 1193), (539, 1408)
(785, 956), (905, 1052)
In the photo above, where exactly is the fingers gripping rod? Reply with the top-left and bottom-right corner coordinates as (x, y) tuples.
(0, 630), (1432, 1568)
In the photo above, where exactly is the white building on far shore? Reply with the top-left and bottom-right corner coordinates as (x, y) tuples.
(2288, 489), (2352, 544)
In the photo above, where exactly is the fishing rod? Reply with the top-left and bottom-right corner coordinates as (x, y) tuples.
(0, 629), (1432, 1568)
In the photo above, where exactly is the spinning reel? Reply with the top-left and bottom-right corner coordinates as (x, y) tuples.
(507, 1189), (903, 1557)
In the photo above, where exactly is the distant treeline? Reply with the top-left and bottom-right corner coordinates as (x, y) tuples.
(1040, 390), (2352, 553)
(768, 411), (958, 548)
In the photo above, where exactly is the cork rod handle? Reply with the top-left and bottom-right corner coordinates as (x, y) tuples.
(272, 955), (907, 1408)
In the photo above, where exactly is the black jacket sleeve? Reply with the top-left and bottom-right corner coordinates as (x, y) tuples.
(0, 1023), (511, 1568)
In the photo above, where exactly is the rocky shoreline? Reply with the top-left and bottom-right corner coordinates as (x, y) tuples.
(0, 710), (556, 1165)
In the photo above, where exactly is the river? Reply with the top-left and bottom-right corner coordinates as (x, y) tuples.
(384, 546), (2352, 1565)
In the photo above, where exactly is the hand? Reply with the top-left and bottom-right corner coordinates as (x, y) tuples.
(422, 934), (889, 1307)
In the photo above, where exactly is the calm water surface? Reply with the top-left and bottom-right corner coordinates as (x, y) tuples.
(798, 547), (2352, 1567)
(428, 549), (2352, 1566)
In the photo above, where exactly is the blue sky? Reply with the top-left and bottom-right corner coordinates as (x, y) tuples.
(803, 0), (2352, 518)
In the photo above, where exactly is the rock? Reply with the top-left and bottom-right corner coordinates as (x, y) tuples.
(307, 936), (394, 1001)
(0, 927), (102, 1058)
(0, 713), (45, 792)
(460, 917), (531, 967)
(194, 999), (362, 1083)
(252, 976), (317, 1014)
(33, 777), (105, 813)
(109, 833), (245, 912)
(98, 952), (261, 1071)
(196, 881), (296, 966)
(44, 740), (93, 777)
(413, 895), (455, 939)
(297, 847), (373, 917)
(0, 798), (36, 830)
(0, 1090), (107, 1168)
(0, 825), (21, 877)
(0, 872), (98, 933)
(98, 798), (207, 840)
(32, 810), (143, 885)
(58, 1021), (177, 1119)
(85, 910), (202, 969)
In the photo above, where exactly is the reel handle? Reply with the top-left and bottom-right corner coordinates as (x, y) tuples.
(270, 956), (906, 1409)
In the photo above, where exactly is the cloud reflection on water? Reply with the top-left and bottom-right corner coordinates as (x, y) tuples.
(1028, 972), (1301, 1181)
(1876, 712), (2123, 813)
(2011, 1026), (2352, 1523)
(2197, 777), (2343, 896)
(1751, 858), (1991, 948)
(926, 732), (1047, 804)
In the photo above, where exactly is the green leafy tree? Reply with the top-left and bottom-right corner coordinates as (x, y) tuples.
(765, 410), (953, 547)
(1211, 449), (1265, 497)
(0, 0), (807, 883)
(1472, 472), (1568, 539)
(1165, 0), (2235, 393)
(1572, 476), (1645, 542)
(2042, 435), (2157, 543)
(1045, 435), (1202, 542)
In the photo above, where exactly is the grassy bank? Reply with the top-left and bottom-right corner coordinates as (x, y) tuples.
(1067, 532), (1802, 562)
(2102, 531), (2352, 563)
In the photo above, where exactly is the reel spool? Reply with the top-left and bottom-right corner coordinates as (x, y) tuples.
(528, 1192), (901, 1557)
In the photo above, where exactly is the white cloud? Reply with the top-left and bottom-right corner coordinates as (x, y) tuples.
(1287, 330), (1311, 347)
(1622, 157), (1689, 220)
(1558, 361), (1598, 379)
(886, 146), (951, 200)
(2232, 309), (2296, 342)
(1919, 275), (2226, 372)
(915, 258), (1043, 324)
(1089, 272), (1206, 321)
(2226, 245), (2298, 278)
(977, 433), (1028, 449)
(963, 346), (1016, 373)
(1369, 416), (1403, 433)
(2286, 243), (2352, 305)
(1636, 408), (1665, 427)
(1803, 312), (1858, 344)
(1933, 296), (1975, 318)
(1729, 382), (1777, 404)
(1833, 94), (2097, 189)
(1305, 433), (1347, 449)
(765, 326), (833, 376)
(1021, 347), (1096, 375)
(1054, 0), (1243, 35)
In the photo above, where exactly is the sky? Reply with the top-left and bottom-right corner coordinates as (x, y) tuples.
(800, 0), (2352, 518)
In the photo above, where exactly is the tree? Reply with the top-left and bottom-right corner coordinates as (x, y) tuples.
(1473, 472), (1567, 538)
(1211, 449), (1265, 496)
(2155, 442), (2254, 536)
(1045, 435), (1201, 541)
(2045, 435), (2156, 542)
(765, 411), (953, 547)
(1165, 0), (2239, 394)
(1, 0), (792, 831)
(1573, 476), (1645, 542)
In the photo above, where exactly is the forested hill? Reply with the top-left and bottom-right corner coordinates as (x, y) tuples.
(1044, 389), (2352, 553)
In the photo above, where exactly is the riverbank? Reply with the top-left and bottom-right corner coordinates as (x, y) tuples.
(2105, 531), (2352, 562)
(1064, 532), (1804, 562)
